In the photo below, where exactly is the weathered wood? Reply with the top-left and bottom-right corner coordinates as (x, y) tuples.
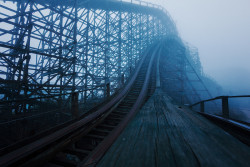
(97, 89), (250, 167)
(222, 96), (229, 118)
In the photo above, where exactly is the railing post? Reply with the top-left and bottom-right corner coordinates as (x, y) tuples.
(222, 96), (229, 118)
(200, 101), (204, 113)
(71, 92), (79, 119)
(106, 83), (110, 98)
(121, 73), (124, 85)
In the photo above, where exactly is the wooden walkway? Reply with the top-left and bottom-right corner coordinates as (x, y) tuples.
(97, 89), (250, 167)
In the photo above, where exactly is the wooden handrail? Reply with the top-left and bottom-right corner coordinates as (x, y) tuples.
(190, 95), (250, 120)
(190, 95), (250, 107)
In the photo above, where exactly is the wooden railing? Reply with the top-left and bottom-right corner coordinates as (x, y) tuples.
(190, 95), (250, 119)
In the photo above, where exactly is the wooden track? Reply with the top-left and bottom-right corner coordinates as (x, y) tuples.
(0, 43), (160, 167)
(1, 42), (249, 167)
(97, 89), (250, 167)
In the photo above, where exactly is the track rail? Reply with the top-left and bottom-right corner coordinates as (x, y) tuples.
(0, 44), (160, 167)
(82, 43), (160, 167)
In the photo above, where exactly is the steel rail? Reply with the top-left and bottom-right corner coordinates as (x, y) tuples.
(0, 43), (154, 167)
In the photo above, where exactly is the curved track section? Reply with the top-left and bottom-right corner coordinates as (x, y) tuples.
(0, 43), (160, 167)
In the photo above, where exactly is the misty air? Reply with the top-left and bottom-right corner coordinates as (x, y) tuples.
(0, 0), (249, 166)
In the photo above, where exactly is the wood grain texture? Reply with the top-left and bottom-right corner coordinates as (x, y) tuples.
(97, 89), (250, 167)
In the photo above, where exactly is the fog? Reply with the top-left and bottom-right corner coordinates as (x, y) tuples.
(148, 0), (250, 95)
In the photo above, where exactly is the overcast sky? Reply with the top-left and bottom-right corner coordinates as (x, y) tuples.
(148, 0), (250, 95)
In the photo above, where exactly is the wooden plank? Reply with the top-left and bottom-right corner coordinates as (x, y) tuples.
(155, 90), (199, 167)
(97, 89), (250, 167)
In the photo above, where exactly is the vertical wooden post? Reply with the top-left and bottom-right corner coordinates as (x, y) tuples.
(91, 10), (96, 100)
(84, 8), (90, 104)
(139, 0), (142, 58)
(23, 2), (33, 112)
(200, 101), (204, 113)
(106, 83), (110, 98)
(130, 0), (133, 68)
(146, 5), (149, 46)
(118, 1), (122, 81)
(105, 6), (110, 85)
(59, 5), (63, 112)
(121, 73), (124, 85)
(72, 0), (78, 93)
(71, 92), (79, 119)
(222, 96), (229, 118)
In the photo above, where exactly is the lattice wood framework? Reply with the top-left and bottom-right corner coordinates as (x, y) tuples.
(0, 0), (175, 114)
